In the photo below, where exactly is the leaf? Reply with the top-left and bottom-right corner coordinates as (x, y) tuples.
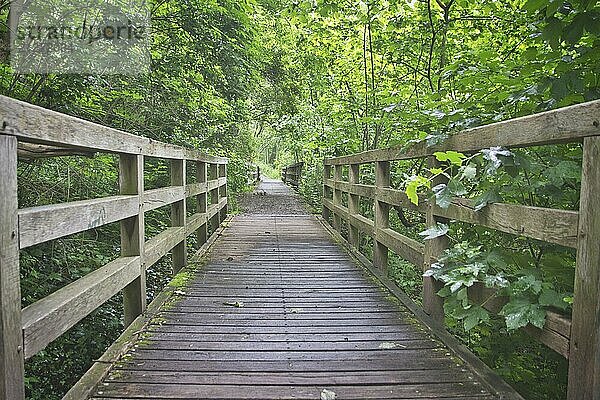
(523, 0), (550, 13)
(464, 306), (489, 331)
(419, 222), (449, 240)
(539, 288), (568, 310)
(379, 342), (406, 349)
(472, 188), (502, 211)
(447, 178), (467, 196)
(461, 164), (477, 180)
(434, 151), (466, 166)
(500, 298), (547, 330)
(481, 147), (513, 174)
(405, 175), (429, 205)
(432, 183), (452, 208)
(321, 389), (337, 400)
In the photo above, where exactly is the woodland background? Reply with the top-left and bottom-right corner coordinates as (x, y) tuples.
(0, 0), (598, 398)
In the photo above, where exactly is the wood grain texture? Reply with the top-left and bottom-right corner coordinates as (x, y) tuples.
(325, 99), (600, 165)
(144, 227), (186, 268)
(120, 154), (146, 327)
(143, 187), (185, 212)
(171, 159), (186, 274)
(373, 161), (390, 271)
(348, 164), (360, 247)
(89, 180), (519, 399)
(22, 256), (140, 359)
(332, 165), (343, 231)
(196, 161), (208, 247)
(0, 135), (25, 399)
(18, 195), (139, 249)
(0, 95), (227, 163)
(567, 136), (600, 400)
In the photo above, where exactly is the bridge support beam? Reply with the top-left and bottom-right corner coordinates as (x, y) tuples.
(373, 161), (390, 271)
(120, 154), (146, 327)
(196, 161), (208, 247)
(568, 136), (600, 400)
(171, 159), (187, 274)
(348, 164), (360, 248)
(0, 135), (25, 399)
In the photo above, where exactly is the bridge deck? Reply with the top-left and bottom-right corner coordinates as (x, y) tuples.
(90, 179), (507, 399)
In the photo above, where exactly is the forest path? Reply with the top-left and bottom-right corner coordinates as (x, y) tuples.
(90, 179), (510, 399)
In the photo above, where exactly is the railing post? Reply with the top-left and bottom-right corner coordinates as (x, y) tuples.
(348, 163), (360, 247)
(196, 161), (208, 247)
(171, 159), (186, 274)
(567, 136), (600, 399)
(208, 163), (219, 232)
(322, 163), (332, 222)
(333, 165), (343, 231)
(120, 154), (146, 326)
(422, 157), (447, 326)
(0, 135), (25, 399)
(373, 161), (390, 271)
(219, 163), (227, 222)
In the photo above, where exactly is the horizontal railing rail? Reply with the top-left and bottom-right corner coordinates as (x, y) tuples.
(322, 100), (600, 400)
(282, 161), (303, 188)
(0, 95), (228, 399)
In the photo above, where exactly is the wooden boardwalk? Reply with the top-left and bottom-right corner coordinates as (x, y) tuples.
(91, 180), (508, 399)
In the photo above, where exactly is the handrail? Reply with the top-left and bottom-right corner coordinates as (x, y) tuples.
(282, 161), (303, 188)
(0, 95), (228, 399)
(321, 99), (600, 400)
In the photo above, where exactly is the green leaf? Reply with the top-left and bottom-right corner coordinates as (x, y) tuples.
(472, 188), (502, 211)
(419, 222), (449, 240)
(464, 306), (489, 331)
(539, 288), (569, 310)
(447, 178), (468, 196)
(434, 151), (466, 166)
(405, 176), (429, 206)
(461, 164), (477, 180)
(500, 298), (547, 330)
(432, 183), (452, 208)
(523, 0), (550, 13)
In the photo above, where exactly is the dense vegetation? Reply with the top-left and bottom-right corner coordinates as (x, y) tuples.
(1, 0), (598, 398)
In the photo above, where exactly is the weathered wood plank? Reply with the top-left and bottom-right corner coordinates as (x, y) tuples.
(567, 135), (600, 399)
(21, 256), (140, 359)
(0, 95), (227, 163)
(120, 154), (146, 327)
(171, 160), (186, 274)
(0, 135), (25, 399)
(18, 195), (138, 249)
(143, 187), (185, 212)
(332, 165), (343, 231)
(376, 228), (424, 267)
(373, 161), (390, 271)
(325, 99), (600, 165)
(185, 182), (208, 198)
(435, 198), (578, 248)
(144, 227), (186, 268)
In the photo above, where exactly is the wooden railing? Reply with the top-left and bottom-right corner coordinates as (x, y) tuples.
(0, 96), (228, 399)
(282, 161), (303, 188)
(322, 100), (600, 399)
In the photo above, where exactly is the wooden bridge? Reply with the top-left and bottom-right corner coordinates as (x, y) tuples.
(0, 95), (599, 399)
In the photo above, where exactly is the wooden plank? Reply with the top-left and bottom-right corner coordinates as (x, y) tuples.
(326, 178), (376, 199)
(144, 227), (186, 268)
(332, 165), (343, 231)
(185, 213), (208, 237)
(196, 161), (208, 247)
(171, 160), (186, 274)
(0, 135), (25, 399)
(120, 154), (146, 327)
(21, 256), (140, 359)
(143, 187), (185, 212)
(422, 157), (448, 326)
(378, 187), (425, 212)
(0, 95), (227, 163)
(567, 135), (600, 399)
(185, 182), (207, 198)
(0, 95), (148, 154)
(219, 165), (228, 222)
(322, 164), (332, 222)
(18, 195), (138, 249)
(208, 164), (220, 232)
(373, 161), (390, 271)
(93, 382), (489, 399)
(436, 198), (578, 248)
(376, 228), (424, 267)
(325, 100), (600, 165)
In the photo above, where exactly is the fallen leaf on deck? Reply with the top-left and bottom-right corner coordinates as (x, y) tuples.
(321, 389), (337, 400)
(379, 342), (406, 349)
